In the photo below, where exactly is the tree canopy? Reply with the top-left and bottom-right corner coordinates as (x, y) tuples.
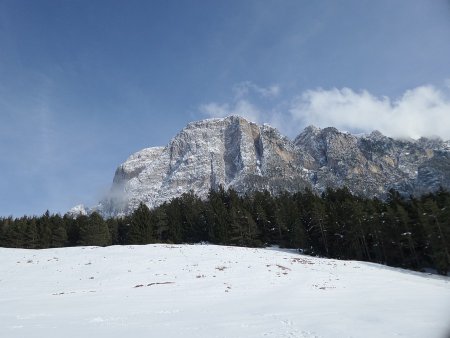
(1, 187), (449, 275)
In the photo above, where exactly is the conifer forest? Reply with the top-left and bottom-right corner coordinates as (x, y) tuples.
(1, 187), (449, 275)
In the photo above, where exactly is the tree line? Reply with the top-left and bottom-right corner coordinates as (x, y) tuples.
(0, 187), (449, 275)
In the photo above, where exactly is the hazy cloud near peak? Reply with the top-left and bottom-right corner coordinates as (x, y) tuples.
(200, 81), (279, 123)
(291, 85), (450, 139)
(200, 81), (450, 140)
(199, 99), (262, 124)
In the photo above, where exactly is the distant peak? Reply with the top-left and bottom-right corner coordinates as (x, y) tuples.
(296, 125), (321, 138)
(226, 114), (246, 120)
(418, 135), (443, 142)
(221, 114), (258, 125)
(369, 130), (385, 139)
(187, 115), (254, 127)
(322, 126), (339, 134)
(67, 204), (88, 217)
(304, 125), (320, 133)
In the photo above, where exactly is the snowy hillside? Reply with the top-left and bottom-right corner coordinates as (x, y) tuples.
(1, 244), (449, 338)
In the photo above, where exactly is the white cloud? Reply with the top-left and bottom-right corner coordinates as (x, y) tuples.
(199, 81), (450, 140)
(290, 85), (450, 139)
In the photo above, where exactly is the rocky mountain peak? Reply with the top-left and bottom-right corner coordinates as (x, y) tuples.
(300, 125), (321, 135)
(368, 130), (387, 140)
(86, 116), (450, 217)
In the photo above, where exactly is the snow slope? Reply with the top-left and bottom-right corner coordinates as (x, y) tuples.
(0, 244), (449, 338)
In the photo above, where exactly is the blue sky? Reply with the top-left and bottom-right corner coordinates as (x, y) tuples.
(1, 0), (450, 216)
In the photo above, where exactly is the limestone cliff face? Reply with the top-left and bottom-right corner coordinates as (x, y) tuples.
(293, 126), (450, 198)
(97, 116), (310, 216)
(77, 115), (450, 217)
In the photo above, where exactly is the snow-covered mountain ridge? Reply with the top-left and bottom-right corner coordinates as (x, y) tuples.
(74, 115), (450, 217)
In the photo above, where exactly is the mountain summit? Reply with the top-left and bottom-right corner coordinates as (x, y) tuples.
(74, 116), (450, 217)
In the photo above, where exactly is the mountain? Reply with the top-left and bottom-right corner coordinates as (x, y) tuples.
(294, 125), (450, 198)
(71, 115), (450, 217)
(94, 116), (312, 217)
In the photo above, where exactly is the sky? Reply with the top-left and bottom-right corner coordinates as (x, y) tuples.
(1, 0), (450, 216)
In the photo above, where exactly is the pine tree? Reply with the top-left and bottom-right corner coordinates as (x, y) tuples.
(396, 204), (418, 268)
(227, 205), (244, 246)
(365, 198), (387, 264)
(207, 187), (229, 244)
(127, 203), (155, 244)
(117, 216), (131, 245)
(382, 205), (406, 266)
(3, 218), (25, 248)
(240, 208), (260, 247)
(78, 212), (111, 246)
(65, 214), (80, 246)
(24, 218), (39, 249)
(50, 214), (68, 248)
(154, 206), (169, 242)
(166, 199), (183, 243)
(420, 198), (449, 274)
(106, 218), (119, 245)
(311, 194), (329, 256)
(180, 192), (207, 243)
(253, 201), (269, 245)
(37, 211), (52, 248)
(0, 218), (4, 247)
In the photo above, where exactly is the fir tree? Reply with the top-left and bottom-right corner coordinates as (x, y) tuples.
(50, 214), (68, 248)
(420, 198), (450, 274)
(154, 206), (169, 242)
(127, 203), (155, 244)
(106, 218), (119, 245)
(207, 187), (229, 244)
(24, 218), (39, 249)
(78, 212), (111, 246)
(37, 211), (52, 248)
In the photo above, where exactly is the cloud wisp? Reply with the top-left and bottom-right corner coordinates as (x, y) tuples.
(232, 81), (281, 99)
(200, 82), (450, 140)
(199, 81), (280, 123)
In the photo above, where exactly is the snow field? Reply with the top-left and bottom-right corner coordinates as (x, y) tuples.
(0, 244), (449, 338)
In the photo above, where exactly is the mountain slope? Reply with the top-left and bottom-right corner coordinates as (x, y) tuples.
(1, 244), (449, 338)
(76, 115), (450, 217)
